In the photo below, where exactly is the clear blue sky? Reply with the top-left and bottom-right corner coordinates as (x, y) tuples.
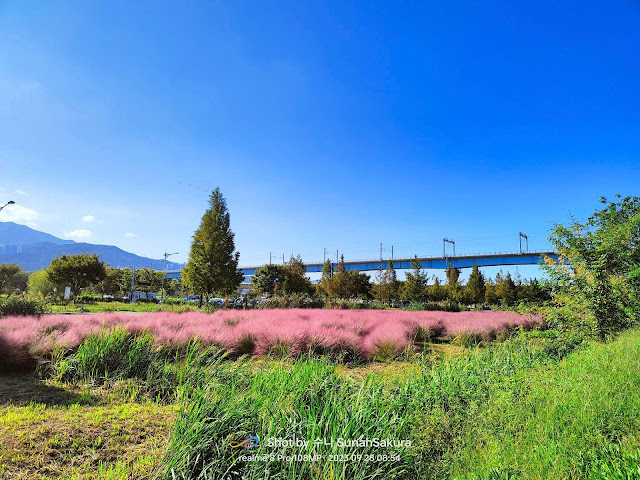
(1, 1), (639, 280)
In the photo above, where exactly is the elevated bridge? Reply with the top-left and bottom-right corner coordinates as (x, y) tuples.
(165, 250), (558, 279)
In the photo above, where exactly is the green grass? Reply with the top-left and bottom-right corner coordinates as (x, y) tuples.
(451, 327), (640, 479)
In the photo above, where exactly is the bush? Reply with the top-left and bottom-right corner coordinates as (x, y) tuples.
(75, 294), (101, 303)
(256, 293), (325, 309)
(542, 331), (585, 360)
(0, 297), (49, 317)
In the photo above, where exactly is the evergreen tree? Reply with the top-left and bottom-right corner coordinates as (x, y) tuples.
(466, 263), (486, 304)
(183, 188), (243, 306)
(497, 272), (518, 305)
(429, 277), (446, 301)
(484, 278), (498, 304)
(445, 263), (462, 301)
(386, 260), (398, 303)
(403, 256), (428, 303)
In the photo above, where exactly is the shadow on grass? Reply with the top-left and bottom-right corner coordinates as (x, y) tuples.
(0, 375), (95, 407)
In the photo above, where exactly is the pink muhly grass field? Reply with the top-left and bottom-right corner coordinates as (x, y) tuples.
(0, 309), (541, 367)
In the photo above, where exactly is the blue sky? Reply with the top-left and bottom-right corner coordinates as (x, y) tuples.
(1, 1), (639, 280)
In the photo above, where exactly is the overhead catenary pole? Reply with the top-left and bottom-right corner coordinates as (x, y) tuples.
(519, 232), (529, 254)
(443, 238), (455, 258)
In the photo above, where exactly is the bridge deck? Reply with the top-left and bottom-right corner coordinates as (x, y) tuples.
(164, 251), (557, 278)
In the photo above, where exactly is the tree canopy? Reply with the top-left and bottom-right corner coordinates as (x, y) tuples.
(183, 188), (243, 303)
(47, 254), (107, 296)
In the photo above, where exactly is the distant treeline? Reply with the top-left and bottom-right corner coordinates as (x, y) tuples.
(250, 255), (551, 306)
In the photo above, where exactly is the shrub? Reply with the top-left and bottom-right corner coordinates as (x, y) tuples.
(75, 294), (101, 304)
(542, 331), (585, 360)
(256, 293), (325, 309)
(0, 297), (49, 317)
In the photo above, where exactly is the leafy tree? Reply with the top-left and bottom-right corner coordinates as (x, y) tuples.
(373, 261), (398, 304)
(100, 267), (124, 296)
(47, 254), (107, 297)
(544, 195), (640, 338)
(0, 263), (22, 295)
(465, 263), (486, 304)
(321, 255), (371, 298)
(282, 256), (314, 295)
(10, 270), (28, 294)
(403, 256), (428, 303)
(27, 269), (58, 300)
(183, 188), (243, 305)
(251, 264), (285, 296)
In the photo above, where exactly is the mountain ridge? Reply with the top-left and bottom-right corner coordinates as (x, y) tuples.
(0, 222), (182, 271)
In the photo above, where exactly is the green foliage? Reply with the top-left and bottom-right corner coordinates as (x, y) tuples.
(321, 255), (372, 298)
(428, 277), (446, 301)
(251, 264), (284, 296)
(403, 256), (428, 303)
(74, 293), (102, 303)
(27, 268), (60, 300)
(255, 293), (324, 309)
(465, 263), (486, 304)
(544, 195), (640, 338)
(445, 264), (462, 302)
(373, 260), (399, 303)
(0, 263), (23, 294)
(183, 188), (243, 302)
(47, 253), (107, 297)
(496, 272), (517, 306)
(281, 255), (315, 295)
(0, 297), (49, 317)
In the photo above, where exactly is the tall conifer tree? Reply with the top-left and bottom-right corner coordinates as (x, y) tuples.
(183, 188), (243, 305)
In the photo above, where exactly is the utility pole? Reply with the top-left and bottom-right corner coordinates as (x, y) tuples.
(269, 252), (272, 264)
(161, 250), (179, 302)
(391, 245), (394, 261)
(129, 267), (136, 303)
(380, 243), (383, 261)
(323, 248), (326, 263)
(336, 250), (338, 264)
(282, 254), (285, 265)
(519, 232), (529, 254)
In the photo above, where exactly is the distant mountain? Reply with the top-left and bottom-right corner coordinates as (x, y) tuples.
(0, 222), (75, 246)
(0, 222), (182, 271)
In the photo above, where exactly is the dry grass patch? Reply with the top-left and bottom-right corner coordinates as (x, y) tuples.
(0, 401), (175, 479)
